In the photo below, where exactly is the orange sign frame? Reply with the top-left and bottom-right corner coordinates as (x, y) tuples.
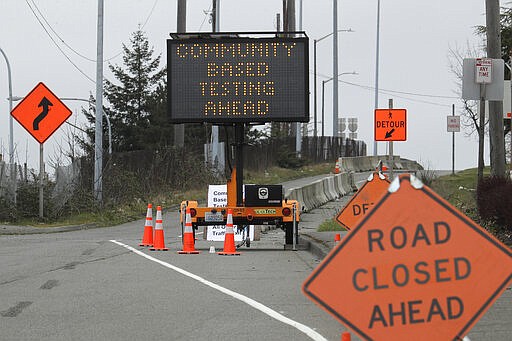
(304, 174), (512, 340)
(335, 171), (390, 230)
(11, 82), (72, 144)
(374, 108), (407, 141)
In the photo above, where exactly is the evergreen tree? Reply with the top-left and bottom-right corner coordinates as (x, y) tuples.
(104, 29), (166, 151)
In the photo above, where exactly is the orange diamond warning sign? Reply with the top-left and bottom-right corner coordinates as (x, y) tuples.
(336, 171), (390, 230)
(11, 82), (72, 144)
(303, 174), (512, 341)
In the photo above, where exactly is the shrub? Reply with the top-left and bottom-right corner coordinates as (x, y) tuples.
(476, 176), (512, 230)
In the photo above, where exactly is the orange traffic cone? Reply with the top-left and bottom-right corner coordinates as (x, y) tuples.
(218, 209), (240, 256)
(334, 233), (341, 245)
(334, 160), (340, 174)
(341, 332), (351, 341)
(178, 208), (200, 254)
(150, 206), (168, 251)
(139, 204), (153, 247)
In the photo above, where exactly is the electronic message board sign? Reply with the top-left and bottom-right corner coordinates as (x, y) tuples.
(167, 35), (309, 123)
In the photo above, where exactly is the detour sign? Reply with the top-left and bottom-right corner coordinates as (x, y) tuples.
(303, 174), (512, 340)
(336, 171), (390, 230)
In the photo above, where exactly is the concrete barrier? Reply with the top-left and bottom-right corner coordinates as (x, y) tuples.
(285, 173), (347, 212)
(284, 157), (422, 212)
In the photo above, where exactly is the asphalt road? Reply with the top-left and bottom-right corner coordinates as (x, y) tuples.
(1, 170), (511, 341)
(0, 213), (346, 341)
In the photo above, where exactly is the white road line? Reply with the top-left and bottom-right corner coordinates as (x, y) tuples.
(110, 240), (327, 341)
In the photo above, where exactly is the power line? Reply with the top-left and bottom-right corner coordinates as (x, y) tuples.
(29, 0), (96, 62)
(141, 0), (160, 30)
(314, 71), (455, 107)
(315, 71), (458, 99)
(25, 0), (96, 83)
(199, 4), (213, 31)
(27, 0), (159, 64)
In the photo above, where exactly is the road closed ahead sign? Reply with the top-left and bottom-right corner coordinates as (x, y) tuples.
(303, 174), (512, 341)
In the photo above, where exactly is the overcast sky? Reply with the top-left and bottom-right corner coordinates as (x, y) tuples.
(0, 0), (490, 171)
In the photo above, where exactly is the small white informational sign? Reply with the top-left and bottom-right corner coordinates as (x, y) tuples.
(206, 185), (254, 242)
(447, 115), (461, 132)
(475, 58), (492, 84)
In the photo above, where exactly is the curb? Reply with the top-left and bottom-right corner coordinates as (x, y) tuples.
(299, 233), (331, 260)
(0, 223), (100, 235)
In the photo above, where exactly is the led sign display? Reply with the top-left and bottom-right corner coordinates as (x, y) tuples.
(167, 36), (309, 123)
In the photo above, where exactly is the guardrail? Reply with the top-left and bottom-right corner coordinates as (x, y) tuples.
(284, 156), (423, 212)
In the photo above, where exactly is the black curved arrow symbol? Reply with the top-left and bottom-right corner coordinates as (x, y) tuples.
(385, 128), (395, 139)
(33, 97), (53, 131)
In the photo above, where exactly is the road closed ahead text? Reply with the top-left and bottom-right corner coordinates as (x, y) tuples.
(352, 221), (470, 329)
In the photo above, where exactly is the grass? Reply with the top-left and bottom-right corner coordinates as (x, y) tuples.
(4, 162), (335, 228)
(318, 166), (511, 245)
(429, 167), (491, 222)
(317, 218), (347, 232)
(245, 163), (334, 184)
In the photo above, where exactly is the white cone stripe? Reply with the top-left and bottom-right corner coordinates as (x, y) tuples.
(226, 211), (234, 234)
(184, 212), (194, 233)
(155, 220), (163, 230)
(109, 240), (328, 341)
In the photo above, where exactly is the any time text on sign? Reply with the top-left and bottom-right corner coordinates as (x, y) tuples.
(167, 35), (309, 123)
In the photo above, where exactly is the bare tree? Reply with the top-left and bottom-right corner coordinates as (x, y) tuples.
(448, 43), (489, 179)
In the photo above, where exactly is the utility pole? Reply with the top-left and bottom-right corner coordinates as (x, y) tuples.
(486, 0), (506, 177)
(94, 0), (104, 203)
(374, 0), (381, 156)
(174, 0), (186, 148)
(211, 0), (222, 173)
(296, 0), (303, 156)
(333, 0), (339, 137)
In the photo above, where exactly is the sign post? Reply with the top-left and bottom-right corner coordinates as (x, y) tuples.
(303, 174), (512, 340)
(447, 105), (460, 175)
(374, 104), (406, 180)
(11, 82), (72, 218)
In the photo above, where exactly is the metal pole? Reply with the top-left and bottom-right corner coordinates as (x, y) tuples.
(374, 0), (380, 156)
(321, 80), (326, 138)
(295, 0), (302, 156)
(452, 104), (455, 176)
(292, 202), (297, 251)
(211, 0), (220, 171)
(39, 143), (44, 218)
(94, 0), (104, 203)
(314, 40), (318, 138)
(478, 86), (486, 183)
(388, 99), (394, 180)
(333, 0), (339, 137)
(235, 123), (244, 207)
(0, 47), (16, 204)
(174, 0), (186, 148)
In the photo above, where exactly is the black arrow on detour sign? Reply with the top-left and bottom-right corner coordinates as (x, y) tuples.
(33, 97), (53, 131)
(385, 128), (395, 139)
